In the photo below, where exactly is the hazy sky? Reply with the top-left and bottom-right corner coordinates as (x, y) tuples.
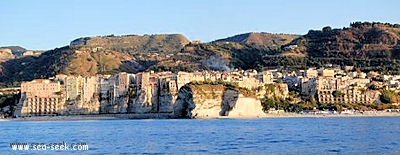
(0, 0), (399, 50)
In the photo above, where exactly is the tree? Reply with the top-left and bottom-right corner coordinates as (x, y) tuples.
(261, 98), (276, 111)
(322, 26), (332, 32)
(380, 90), (399, 103)
(332, 90), (343, 98)
(368, 84), (379, 90)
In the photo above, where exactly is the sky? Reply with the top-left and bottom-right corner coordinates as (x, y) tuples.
(0, 0), (399, 50)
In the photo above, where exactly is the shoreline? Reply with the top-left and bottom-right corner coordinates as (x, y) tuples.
(5, 113), (171, 121)
(2, 111), (400, 121)
(262, 112), (400, 118)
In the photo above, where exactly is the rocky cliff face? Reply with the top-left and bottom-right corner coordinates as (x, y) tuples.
(128, 88), (154, 113)
(173, 83), (265, 118)
(127, 84), (177, 114)
(98, 79), (177, 114)
(65, 95), (100, 115)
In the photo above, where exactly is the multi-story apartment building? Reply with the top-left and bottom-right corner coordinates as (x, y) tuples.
(18, 79), (64, 116)
(317, 75), (380, 104)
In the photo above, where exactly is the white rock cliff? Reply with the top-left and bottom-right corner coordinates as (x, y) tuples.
(173, 83), (266, 118)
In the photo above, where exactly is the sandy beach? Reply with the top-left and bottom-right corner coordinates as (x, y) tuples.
(8, 113), (171, 121)
(262, 111), (400, 118)
(2, 111), (399, 121)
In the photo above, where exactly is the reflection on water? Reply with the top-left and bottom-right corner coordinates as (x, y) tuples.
(0, 117), (399, 154)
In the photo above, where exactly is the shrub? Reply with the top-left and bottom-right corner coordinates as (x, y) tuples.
(332, 90), (343, 98)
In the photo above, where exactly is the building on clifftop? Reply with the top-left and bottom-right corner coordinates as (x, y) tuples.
(16, 79), (64, 116)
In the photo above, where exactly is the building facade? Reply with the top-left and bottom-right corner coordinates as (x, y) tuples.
(18, 79), (64, 116)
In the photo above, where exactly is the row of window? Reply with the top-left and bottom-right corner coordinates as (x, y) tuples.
(28, 104), (57, 107)
(27, 111), (57, 115)
(27, 101), (58, 105)
(319, 98), (370, 102)
(28, 109), (58, 112)
(320, 101), (371, 104)
(27, 98), (58, 101)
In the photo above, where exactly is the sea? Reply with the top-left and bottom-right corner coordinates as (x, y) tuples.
(0, 117), (399, 154)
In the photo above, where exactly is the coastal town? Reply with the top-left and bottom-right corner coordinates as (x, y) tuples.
(3, 1), (400, 154)
(5, 65), (400, 118)
(14, 69), (272, 117)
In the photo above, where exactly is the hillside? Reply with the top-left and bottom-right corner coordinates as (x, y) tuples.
(66, 34), (191, 75)
(214, 32), (299, 50)
(0, 46), (72, 87)
(0, 46), (43, 62)
(0, 34), (191, 87)
(267, 22), (400, 71)
(71, 34), (190, 54)
(0, 46), (26, 53)
(176, 42), (271, 71)
(2, 22), (400, 87)
(0, 48), (15, 62)
(0, 34), (271, 87)
(285, 22), (400, 59)
(0, 46), (26, 62)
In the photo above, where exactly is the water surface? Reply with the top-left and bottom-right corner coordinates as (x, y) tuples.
(0, 117), (399, 154)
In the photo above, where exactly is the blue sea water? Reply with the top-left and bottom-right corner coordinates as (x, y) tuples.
(0, 117), (399, 154)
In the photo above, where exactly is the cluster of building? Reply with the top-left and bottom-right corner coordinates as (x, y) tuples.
(15, 65), (400, 116)
(15, 70), (276, 116)
(282, 66), (394, 104)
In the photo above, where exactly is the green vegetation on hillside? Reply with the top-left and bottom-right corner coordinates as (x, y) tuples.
(2, 22), (400, 87)
(71, 34), (190, 54)
(380, 90), (400, 103)
(0, 93), (20, 117)
(189, 80), (256, 98)
(0, 46), (72, 87)
(214, 32), (299, 50)
(290, 22), (400, 59)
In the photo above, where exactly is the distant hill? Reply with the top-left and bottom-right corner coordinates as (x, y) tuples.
(65, 34), (191, 75)
(2, 22), (400, 87)
(0, 46), (27, 61)
(0, 46), (26, 53)
(0, 33), (269, 86)
(262, 22), (400, 71)
(0, 34), (191, 87)
(0, 48), (15, 62)
(286, 22), (400, 59)
(0, 46), (72, 87)
(70, 34), (190, 54)
(214, 32), (299, 49)
(0, 46), (43, 62)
